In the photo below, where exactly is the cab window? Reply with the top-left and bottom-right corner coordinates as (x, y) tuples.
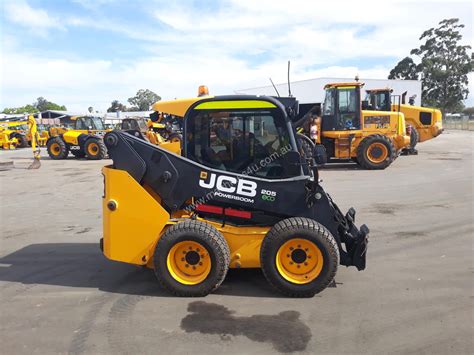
(337, 88), (360, 130)
(186, 108), (295, 179)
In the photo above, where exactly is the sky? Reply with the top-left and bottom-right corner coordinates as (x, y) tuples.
(0, 0), (473, 112)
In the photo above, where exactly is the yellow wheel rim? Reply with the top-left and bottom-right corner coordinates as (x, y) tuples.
(367, 142), (388, 164)
(87, 142), (99, 156)
(50, 142), (61, 156)
(276, 238), (323, 284)
(166, 241), (211, 285)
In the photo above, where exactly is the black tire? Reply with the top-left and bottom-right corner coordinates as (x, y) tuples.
(47, 137), (69, 159)
(356, 134), (395, 170)
(296, 133), (315, 162)
(260, 217), (339, 297)
(154, 220), (230, 297)
(17, 134), (29, 148)
(84, 138), (107, 160)
(408, 125), (419, 149)
(71, 150), (86, 158)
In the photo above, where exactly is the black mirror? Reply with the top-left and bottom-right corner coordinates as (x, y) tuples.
(313, 144), (327, 165)
(361, 100), (369, 110)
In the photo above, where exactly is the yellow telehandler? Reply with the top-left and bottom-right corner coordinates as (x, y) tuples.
(46, 116), (110, 160)
(101, 93), (369, 297)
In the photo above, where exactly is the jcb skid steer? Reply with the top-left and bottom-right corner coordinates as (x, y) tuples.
(101, 95), (369, 297)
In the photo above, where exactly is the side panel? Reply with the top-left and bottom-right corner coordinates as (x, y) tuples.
(397, 104), (443, 143)
(102, 167), (170, 265)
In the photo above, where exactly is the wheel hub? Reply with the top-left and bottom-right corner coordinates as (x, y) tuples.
(276, 238), (324, 284)
(167, 241), (211, 285)
(291, 248), (307, 264)
(185, 250), (200, 265)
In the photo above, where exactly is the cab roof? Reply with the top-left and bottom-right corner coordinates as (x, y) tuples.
(324, 82), (365, 89)
(151, 95), (280, 117)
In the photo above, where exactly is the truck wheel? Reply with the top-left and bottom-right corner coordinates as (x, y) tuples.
(84, 138), (107, 160)
(47, 137), (69, 159)
(409, 125), (419, 149)
(296, 133), (314, 161)
(260, 217), (339, 297)
(356, 134), (395, 170)
(154, 220), (230, 296)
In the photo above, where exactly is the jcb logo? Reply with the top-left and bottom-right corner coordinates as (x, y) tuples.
(199, 171), (257, 197)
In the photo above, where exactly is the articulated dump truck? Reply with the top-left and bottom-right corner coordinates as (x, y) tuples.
(101, 94), (369, 297)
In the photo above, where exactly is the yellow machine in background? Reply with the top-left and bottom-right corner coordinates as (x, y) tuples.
(365, 88), (443, 151)
(46, 116), (110, 160)
(305, 82), (410, 169)
(0, 122), (29, 149)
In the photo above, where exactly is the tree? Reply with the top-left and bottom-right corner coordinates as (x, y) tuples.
(107, 100), (127, 112)
(127, 89), (161, 111)
(389, 18), (473, 113)
(34, 97), (67, 111)
(2, 104), (39, 114)
(462, 106), (474, 115)
(388, 57), (420, 80)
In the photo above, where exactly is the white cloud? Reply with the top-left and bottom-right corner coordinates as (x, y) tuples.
(3, 0), (64, 35)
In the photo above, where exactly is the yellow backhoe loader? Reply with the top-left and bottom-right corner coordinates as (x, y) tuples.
(101, 93), (369, 297)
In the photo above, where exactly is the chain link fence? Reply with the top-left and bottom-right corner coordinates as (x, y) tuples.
(443, 114), (474, 131)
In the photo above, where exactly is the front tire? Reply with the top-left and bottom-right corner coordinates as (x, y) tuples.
(154, 220), (230, 297)
(356, 134), (395, 170)
(261, 217), (339, 297)
(84, 138), (107, 160)
(47, 137), (69, 159)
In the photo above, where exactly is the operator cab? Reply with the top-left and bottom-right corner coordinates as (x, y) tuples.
(322, 83), (362, 131)
(364, 89), (392, 111)
(184, 96), (302, 179)
(75, 116), (105, 131)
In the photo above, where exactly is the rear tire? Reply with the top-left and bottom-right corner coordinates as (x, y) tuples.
(84, 138), (106, 160)
(261, 217), (339, 297)
(47, 137), (69, 159)
(356, 134), (395, 170)
(154, 220), (230, 296)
